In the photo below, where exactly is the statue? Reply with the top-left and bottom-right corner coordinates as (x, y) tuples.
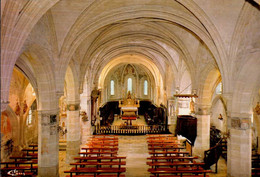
(190, 98), (195, 113)
(127, 91), (131, 99)
(218, 114), (223, 120)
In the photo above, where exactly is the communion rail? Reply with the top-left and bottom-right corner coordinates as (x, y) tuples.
(95, 125), (168, 135)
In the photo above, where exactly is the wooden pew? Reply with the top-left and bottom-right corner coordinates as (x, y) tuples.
(149, 146), (185, 152)
(252, 153), (260, 160)
(148, 168), (212, 177)
(147, 139), (180, 144)
(82, 147), (118, 152)
(74, 156), (126, 163)
(70, 161), (126, 170)
(10, 156), (38, 161)
(147, 156), (199, 163)
(86, 144), (118, 148)
(79, 151), (117, 157)
(86, 142), (119, 146)
(29, 144), (38, 149)
(64, 167), (126, 177)
(149, 151), (190, 157)
(1, 160), (37, 168)
(252, 159), (260, 167)
(252, 168), (260, 177)
(147, 161), (205, 170)
(22, 148), (38, 156)
(148, 142), (181, 146)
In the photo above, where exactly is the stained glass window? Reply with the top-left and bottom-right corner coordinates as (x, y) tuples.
(144, 80), (148, 95)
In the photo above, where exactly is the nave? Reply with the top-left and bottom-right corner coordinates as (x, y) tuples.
(1, 0), (260, 176)
(59, 135), (227, 177)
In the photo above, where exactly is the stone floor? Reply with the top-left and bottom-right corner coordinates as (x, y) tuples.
(59, 135), (227, 177)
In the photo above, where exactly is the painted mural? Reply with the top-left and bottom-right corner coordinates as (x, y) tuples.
(1, 112), (13, 159)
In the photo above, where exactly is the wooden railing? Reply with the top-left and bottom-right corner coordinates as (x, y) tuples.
(95, 125), (168, 135)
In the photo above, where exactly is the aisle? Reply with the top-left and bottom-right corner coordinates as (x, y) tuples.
(118, 135), (150, 177)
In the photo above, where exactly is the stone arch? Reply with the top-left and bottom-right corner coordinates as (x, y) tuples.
(211, 95), (227, 133)
(198, 68), (221, 109)
(1, 1), (59, 105)
(65, 63), (80, 103)
(97, 55), (164, 105)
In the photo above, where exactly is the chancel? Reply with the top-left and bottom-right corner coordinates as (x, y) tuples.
(119, 91), (140, 119)
(1, 0), (260, 177)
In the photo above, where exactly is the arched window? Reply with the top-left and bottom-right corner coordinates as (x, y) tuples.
(111, 80), (115, 95)
(26, 109), (32, 125)
(216, 82), (222, 94)
(127, 78), (132, 93)
(26, 100), (37, 126)
(144, 80), (148, 95)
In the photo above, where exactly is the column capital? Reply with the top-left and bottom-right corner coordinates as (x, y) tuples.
(196, 104), (211, 115)
(228, 113), (251, 130)
(1, 100), (10, 112)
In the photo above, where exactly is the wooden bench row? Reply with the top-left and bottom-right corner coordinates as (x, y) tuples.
(146, 134), (211, 177)
(1, 144), (38, 176)
(64, 135), (126, 177)
(252, 153), (260, 176)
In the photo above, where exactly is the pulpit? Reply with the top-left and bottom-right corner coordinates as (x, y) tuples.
(119, 91), (140, 125)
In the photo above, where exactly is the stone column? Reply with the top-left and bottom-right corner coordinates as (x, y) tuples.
(66, 100), (81, 163)
(194, 105), (210, 157)
(80, 94), (92, 144)
(227, 116), (251, 177)
(38, 110), (59, 177)
(167, 99), (177, 134)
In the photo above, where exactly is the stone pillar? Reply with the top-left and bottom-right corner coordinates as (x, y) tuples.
(38, 110), (59, 177)
(227, 116), (251, 177)
(80, 94), (92, 144)
(167, 99), (177, 134)
(66, 100), (81, 163)
(194, 105), (210, 157)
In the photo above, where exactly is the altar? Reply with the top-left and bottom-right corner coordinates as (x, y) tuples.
(119, 91), (140, 125)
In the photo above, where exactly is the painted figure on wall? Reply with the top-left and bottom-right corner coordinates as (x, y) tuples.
(1, 112), (13, 159)
(1, 113), (12, 135)
(23, 100), (28, 114)
(15, 102), (20, 115)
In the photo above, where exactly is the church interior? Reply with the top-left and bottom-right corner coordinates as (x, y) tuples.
(1, 0), (260, 177)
